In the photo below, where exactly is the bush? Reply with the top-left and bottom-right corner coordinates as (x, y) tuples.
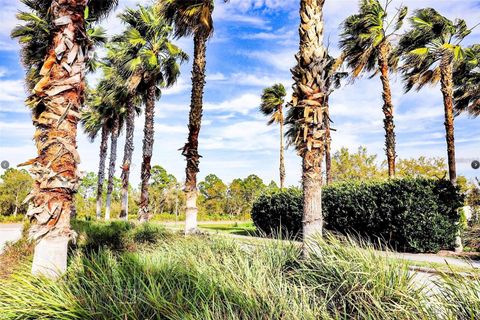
(252, 179), (463, 253)
(73, 220), (135, 252)
(251, 188), (302, 237)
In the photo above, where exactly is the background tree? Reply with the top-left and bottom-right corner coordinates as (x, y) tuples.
(158, 0), (229, 234)
(11, 0), (117, 277)
(330, 147), (385, 182)
(397, 8), (476, 185)
(115, 5), (187, 222)
(198, 174), (227, 216)
(0, 169), (33, 217)
(259, 84), (287, 189)
(340, 0), (408, 177)
(287, 0), (329, 245)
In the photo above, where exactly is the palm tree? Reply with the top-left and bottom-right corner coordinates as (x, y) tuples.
(340, 0), (408, 178)
(454, 45), (480, 118)
(115, 5), (187, 222)
(11, 0), (117, 277)
(286, 0), (329, 249)
(260, 84), (287, 189)
(158, 0), (229, 234)
(397, 8), (477, 185)
(80, 92), (109, 220)
(324, 55), (348, 185)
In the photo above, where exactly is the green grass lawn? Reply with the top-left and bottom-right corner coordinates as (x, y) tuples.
(198, 221), (257, 236)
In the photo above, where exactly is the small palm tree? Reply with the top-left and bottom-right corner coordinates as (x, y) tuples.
(454, 45), (480, 118)
(260, 84), (287, 189)
(158, 0), (229, 234)
(340, 0), (408, 178)
(115, 5), (187, 222)
(11, 0), (117, 277)
(286, 0), (329, 250)
(397, 8), (477, 185)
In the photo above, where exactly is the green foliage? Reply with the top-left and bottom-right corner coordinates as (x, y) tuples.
(4, 224), (480, 319)
(73, 220), (135, 252)
(259, 83), (286, 125)
(198, 174), (228, 215)
(0, 169), (33, 217)
(252, 179), (464, 253)
(251, 188), (303, 237)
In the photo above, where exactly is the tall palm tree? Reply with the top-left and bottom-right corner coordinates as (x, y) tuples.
(11, 0), (117, 277)
(158, 0), (229, 234)
(397, 8), (476, 185)
(115, 6), (187, 222)
(340, 0), (408, 177)
(286, 0), (329, 249)
(80, 92), (109, 220)
(260, 84), (287, 189)
(454, 45), (480, 118)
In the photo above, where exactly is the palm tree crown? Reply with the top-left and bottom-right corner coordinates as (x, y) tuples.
(397, 8), (474, 91)
(453, 45), (480, 117)
(157, 0), (229, 39)
(260, 84), (287, 125)
(339, 0), (407, 77)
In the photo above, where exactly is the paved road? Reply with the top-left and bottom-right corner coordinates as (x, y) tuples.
(0, 224), (23, 254)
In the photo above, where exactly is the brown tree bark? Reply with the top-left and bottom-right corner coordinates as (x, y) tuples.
(138, 83), (156, 222)
(324, 96), (332, 185)
(182, 33), (207, 234)
(378, 42), (396, 178)
(291, 0), (328, 252)
(120, 96), (136, 220)
(22, 0), (87, 278)
(440, 52), (457, 185)
(279, 106), (286, 189)
(105, 117), (119, 221)
(96, 124), (109, 219)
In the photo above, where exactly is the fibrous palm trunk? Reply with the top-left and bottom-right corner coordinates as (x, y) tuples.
(105, 117), (119, 221)
(291, 0), (328, 251)
(279, 108), (286, 189)
(120, 97), (136, 220)
(440, 52), (457, 185)
(23, 0), (86, 278)
(182, 33), (207, 234)
(96, 125), (109, 219)
(324, 96), (332, 185)
(138, 83), (156, 222)
(378, 42), (396, 177)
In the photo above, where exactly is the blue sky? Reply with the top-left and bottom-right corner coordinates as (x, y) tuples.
(0, 0), (479, 187)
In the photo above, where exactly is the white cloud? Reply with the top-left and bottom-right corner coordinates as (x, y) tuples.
(204, 93), (261, 115)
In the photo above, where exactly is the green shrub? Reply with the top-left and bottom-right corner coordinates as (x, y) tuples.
(132, 223), (167, 244)
(252, 179), (463, 253)
(251, 187), (303, 237)
(73, 220), (135, 252)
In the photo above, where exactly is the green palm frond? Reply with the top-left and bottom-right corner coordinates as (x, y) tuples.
(339, 0), (405, 78)
(397, 8), (476, 92)
(260, 84), (286, 126)
(157, 0), (229, 39)
(454, 45), (480, 118)
(112, 5), (188, 100)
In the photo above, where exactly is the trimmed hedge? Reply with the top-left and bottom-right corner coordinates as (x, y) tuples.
(252, 179), (464, 253)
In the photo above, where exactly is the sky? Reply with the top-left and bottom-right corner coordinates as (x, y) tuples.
(0, 0), (479, 188)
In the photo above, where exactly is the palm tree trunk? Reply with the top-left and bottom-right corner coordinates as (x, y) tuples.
(105, 117), (119, 221)
(182, 33), (207, 234)
(292, 0), (327, 251)
(25, 0), (86, 278)
(120, 96), (136, 220)
(96, 125), (109, 219)
(440, 53), (457, 185)
(139, 83), (156, 222)
(378, 43), (396, 178)
(279, 108), (286, 189)
(324, 96), (332, 185)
